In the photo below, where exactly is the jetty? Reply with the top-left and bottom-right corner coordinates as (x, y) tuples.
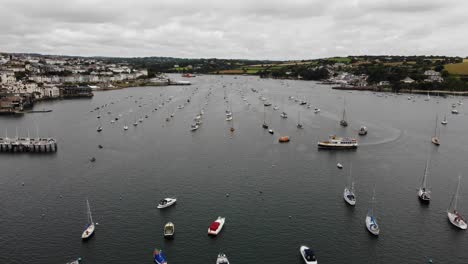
(0, 137), (58, 153)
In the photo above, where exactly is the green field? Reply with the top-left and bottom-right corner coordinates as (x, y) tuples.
(445, 62), (468, 75)
(327, 57), (351, 63)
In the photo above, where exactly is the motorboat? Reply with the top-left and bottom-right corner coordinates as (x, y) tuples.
(208, 216), (225, 236)
(358, 126), (368, 135)
(278, 136), (290, 143)
(447, 176), (467, 229)
(157, 198), (177, 209)
(318, 135), (358, 149)
(300, 245), (318, 264)
(81, 200), (95, 240)
(153, 248), (168, 264)
(216, 253), (230, 264)
(164, 222), (175, 238)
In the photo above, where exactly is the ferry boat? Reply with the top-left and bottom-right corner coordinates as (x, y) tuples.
(317, 135), (358, 149)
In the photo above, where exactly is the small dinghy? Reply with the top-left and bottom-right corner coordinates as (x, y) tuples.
(208, 216), (226, 236)
(300, 245), (318, 264)
(153, 248), (168, 264)
(216, 253), (230, 264)
(157, 198), (177, 209)
(278, 136), (290, 143)
(164, 222), (175, 239)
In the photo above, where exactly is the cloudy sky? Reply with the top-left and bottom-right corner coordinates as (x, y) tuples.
(0, 0), (466, 60)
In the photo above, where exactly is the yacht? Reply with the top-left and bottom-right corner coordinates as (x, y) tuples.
(365, 190), (380, 236)
(344, 183), (356, 206)
(318, 135), (358, 149)
(81, 200), (95, 240)
(216, 253), (230, 264)
(208, 216), (226, 236)
(447, 176), (467, 230)
(300, 245), (318, 264)
(418, 158), (431, 203)
(157, 198), (177, 209)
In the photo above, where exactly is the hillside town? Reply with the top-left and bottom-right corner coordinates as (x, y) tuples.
(0, 53), (148, 114)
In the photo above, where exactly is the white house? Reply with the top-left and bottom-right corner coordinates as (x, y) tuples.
(42, 84), (60, 98)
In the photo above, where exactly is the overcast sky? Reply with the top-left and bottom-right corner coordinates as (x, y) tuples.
(0, 0), (466, 60)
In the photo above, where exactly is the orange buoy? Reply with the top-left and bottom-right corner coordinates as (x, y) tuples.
(278, 136), (290, 143)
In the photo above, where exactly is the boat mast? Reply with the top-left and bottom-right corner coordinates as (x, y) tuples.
(422, 158), (429, 189)
(87, 199), (94, 224)
(342, 98), (347, 122)
(434, 114), (438, 137)
(455, 176), (461, 211)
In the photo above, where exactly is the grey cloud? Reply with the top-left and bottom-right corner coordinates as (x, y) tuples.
(0, 0), (466, 59)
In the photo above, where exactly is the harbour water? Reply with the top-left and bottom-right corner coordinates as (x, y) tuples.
(1, 75), (467, 263)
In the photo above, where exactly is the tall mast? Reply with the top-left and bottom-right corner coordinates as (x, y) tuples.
(87, 199), (94, 224)
(434, 114), (438, 137)
(455, 176), (461, 210)
(422, 158), (429, 189)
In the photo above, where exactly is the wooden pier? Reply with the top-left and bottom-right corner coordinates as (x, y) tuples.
(0, 137), (58, 153)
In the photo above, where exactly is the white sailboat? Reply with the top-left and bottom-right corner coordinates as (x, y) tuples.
(417, 158), (431, 203)
(343, 163), (356, 206)
(441, 114), (448, 125)
(431, 115), (440, 146)
(447, 176), (467, 230)
(81, 199), (95, 239)
(365, 189), (380, 236)
(340, 98), (348, 127)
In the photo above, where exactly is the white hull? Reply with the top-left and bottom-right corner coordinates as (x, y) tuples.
(365, 215), (379, 236)
(216, 253), (230, 264)
(300, 245), (318, 264)
(448, 211), (467, 230)
(208, 217), (225, 235)
(157, 198), (177, 209)
(81, 223), (95, 239)
(343, 188), (356, 206)
(417, 188), (430, 202)
(164, 222), (175, 237)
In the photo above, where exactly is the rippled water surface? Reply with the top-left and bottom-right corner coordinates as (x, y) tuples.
(1, 75), (467, 264)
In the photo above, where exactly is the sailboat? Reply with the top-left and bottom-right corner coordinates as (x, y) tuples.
(365, 189), (380, 236)
(441, 114), (448, 125)
(262, 105), (269, 129)
(343, 163), (356, 206)
(340, 99), (348, 127)
(431, 115), (440, 146)
(447, 176), (467, 230)
(81, 199), (95, 239)
(297, 111), (303, 129)
(424, 92), (430, 101)
(418, 157), (431, 203)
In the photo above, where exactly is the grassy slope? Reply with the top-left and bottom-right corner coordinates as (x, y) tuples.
(445, 62), (468, 75)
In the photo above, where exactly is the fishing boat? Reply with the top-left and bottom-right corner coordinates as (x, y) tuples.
(431, 115), (440, 146)
(164, 222), (175, 238)
(340, 99), (348, 127)
(157, 198), (177, 209)
(447, 176), (467, 230)
(318, 135), (358, 149)
(418, 158), (431, 203)
(153, 248), (168, 264)
(280, 112), (288, 118)
(358, 126), (368, 136)
(278, 136), (290, 143)
(81, 199), (95, 240)
(365, 190), (380, 236)
(216, 253), (230, 264)
(441, 114), (448, 125)
(299, 245), (318, 264)
(208, 216), (226, 236)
